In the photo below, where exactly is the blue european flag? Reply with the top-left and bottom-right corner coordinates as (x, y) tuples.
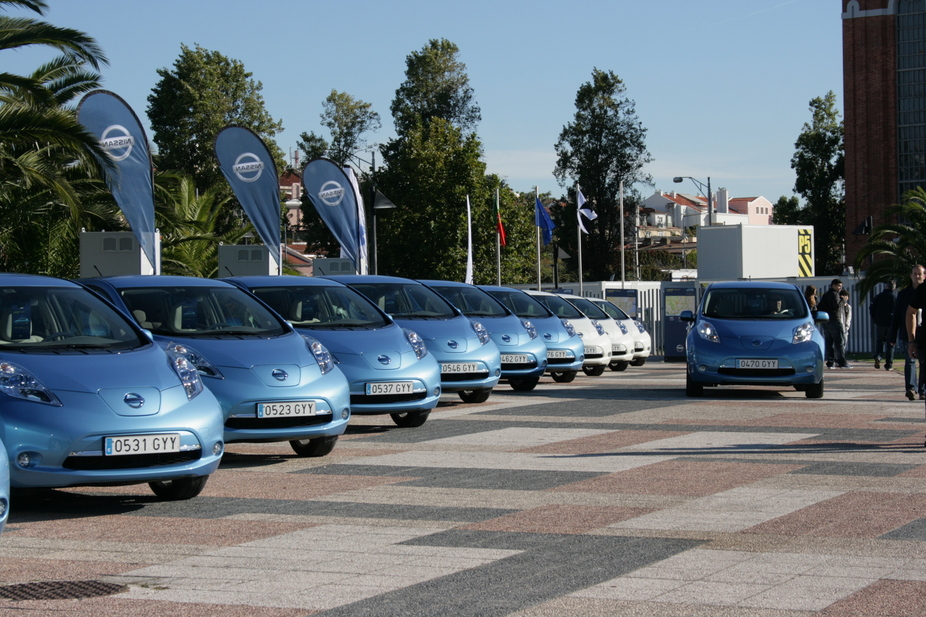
(535, 197), (556, 245)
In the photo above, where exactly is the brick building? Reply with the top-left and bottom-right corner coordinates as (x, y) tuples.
(842, 0), (926, 264)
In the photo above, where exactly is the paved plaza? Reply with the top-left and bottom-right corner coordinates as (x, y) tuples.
(1, 360), (925, 616)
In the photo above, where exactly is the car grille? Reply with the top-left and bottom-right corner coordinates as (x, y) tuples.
(585, 352), (605, 359)
(225, 415), (335, 429)
(441, 371), (490, 382)
(351, 391), (429, 405)
(718, 367), (796, 377)
(634, 343), (644, 351)
(547, 356), (575, 365)
(63, 450), (201, 470)
(501, 361), (538, 370)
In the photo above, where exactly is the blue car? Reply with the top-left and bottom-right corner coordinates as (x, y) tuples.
(225, 276), (441, 428)
(421, 280), (548, 391)
(79, 276), (351, 457)
(480, 285), (585, 383)
(327, 275), (501, 404)
(681, 281), (829, 398)
(0, 439), (8, 533)
(0, 274), (224, 500)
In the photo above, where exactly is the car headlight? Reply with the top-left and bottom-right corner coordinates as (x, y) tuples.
(302, 335), (335, 375)
(591, 319), (606, 336)
(404, 328), (428, 360)
(634, 320), (646, 333)
(166, 342), (224, 379)
(792, 322), (814, 344)
(560, 319), (577, 337)
(165, 345), (205, 400)
(521, 319), (538, 340)
(0, 361), (61, 406)
(617, 321), (628, 335)
(696, 321), (721, 344)
(471, 320), (490, 345)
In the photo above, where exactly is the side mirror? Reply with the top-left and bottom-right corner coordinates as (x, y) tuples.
(812, 310), (830, 323)
(680, 310), (695, 322)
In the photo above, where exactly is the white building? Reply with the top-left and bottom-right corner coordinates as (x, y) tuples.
(642, 188), (775, 228)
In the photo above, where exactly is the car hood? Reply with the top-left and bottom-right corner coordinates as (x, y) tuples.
(153, 332), (312, 368)
(295, 326), (414, 370)
(704, 318), (813, 349)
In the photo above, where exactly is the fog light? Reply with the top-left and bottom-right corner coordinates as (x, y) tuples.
(341, 408), (350, 420)
(434, 386), (441, 397)
(698, 365), (708, 373)
(494, 369), (501, 377)
(17, 452), (37, 468)
(213, 441), (224, 456)
(806, 365), (815, 373)
(0, 498), (7, 518)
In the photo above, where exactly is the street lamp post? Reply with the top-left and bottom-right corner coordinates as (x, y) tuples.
(673, 176), (712, 227)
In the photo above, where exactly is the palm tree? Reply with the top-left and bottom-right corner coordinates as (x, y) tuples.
(854, 187), (926, 299)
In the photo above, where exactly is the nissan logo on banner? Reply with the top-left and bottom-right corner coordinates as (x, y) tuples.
(99, 124), (135, 161)
(232, 152), (264, 182)
(319, 181), (345, 206)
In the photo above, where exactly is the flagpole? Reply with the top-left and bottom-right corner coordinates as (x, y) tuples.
(535, 187), (542, 290)
(620, 181), (625, 288)
(495, 188), (501, 285)
(465, 195), (473, 284)
(577, 185), (584, 296)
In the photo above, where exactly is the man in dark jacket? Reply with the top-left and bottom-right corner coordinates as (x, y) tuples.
(893, 264), (926, 399)
(870, 280), (896, 370)
(818, 278), (848, 368)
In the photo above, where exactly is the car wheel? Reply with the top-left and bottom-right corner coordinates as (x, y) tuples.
(630, 357), (647, 367)
(609, 361), (629, 372)
(509, 375), (540, 391)
(289, 435), (338, 457)
(550, 370), (577, 383)
(390, 410), (430, 427)
(582, 365), (606, 377)
(685, 372), (703, 397)
(148, 476), (208, 501)
(805, 380), (824, 399)
(458, 388), (492, 403)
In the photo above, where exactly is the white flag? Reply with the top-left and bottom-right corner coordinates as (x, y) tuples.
(465, 195), (474, 284)
(577, 189), (598, 234)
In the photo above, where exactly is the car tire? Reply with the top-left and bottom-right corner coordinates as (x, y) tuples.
(685, 372), (703, 397)
(550, 370), (577, 383)
(390, 410), (430, 427)
(582, 365), (606, 377)
(148, 476), (208, 501)
(630, 357), (647, 367)
(458, 388), (492, 404)
(289, 435), (338, 457)
(609, 361), (630, 372)
(509, 375), (540, 392)
(805, 380), (824, 399)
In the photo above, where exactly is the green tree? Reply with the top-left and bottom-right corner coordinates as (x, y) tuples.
(298, 90), (381, 167)
(771, 195), (802, 225)
(854, 187), (926, 300)
(147, 44), (284, 191)
(553, 68), (652, 282)
(791, 91), (845, 275)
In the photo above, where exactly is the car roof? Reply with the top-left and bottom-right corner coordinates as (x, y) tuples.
(226, 275), (348, 289)
(418, 279), (470, 288)
(325, 274), (424, 286)
(705, 281), (800, 291)
(0, 273), (80, 288)
(86, 275), (237, 289)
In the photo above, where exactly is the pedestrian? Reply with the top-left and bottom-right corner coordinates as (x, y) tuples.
(818, 278), (849, 368)
(840, 289), (852, 338)
(804, 285), (818, 311)
(894, 264), (926, 400)
(869, 280), (896, 370)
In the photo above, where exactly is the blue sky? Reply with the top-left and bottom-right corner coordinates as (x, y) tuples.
(8, 0), (843, 203)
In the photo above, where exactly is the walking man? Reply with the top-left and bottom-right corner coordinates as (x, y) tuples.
(895, 264), (926, 400)
(818, 278), (849, 368)
(870, 280), (896, 370)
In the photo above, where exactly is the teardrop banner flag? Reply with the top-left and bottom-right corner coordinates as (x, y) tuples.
(342, 166), (369, 274)
(76, 90), (157, 270)
(302, 158), (361, 273)
(214, 126), (282, 271)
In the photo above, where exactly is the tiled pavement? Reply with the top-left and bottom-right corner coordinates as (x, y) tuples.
(2, 361), (926, 616)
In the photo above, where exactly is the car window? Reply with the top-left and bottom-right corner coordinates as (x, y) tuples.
(569, 297), (609, 320)
(702, 288), (808, 319)
(429, 286), (508, 317)
(486, 290), (552, 319)
(118, 286), (287, 336)
(530, 294), (584, 319)
(0, 286), (144, 351)
(249, 285), (389, 329)
(597, 300), (629, 321)
(349, 283), (457, 319)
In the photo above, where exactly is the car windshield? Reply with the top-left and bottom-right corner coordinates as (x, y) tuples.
(597, 300), (630, 321)
(486, 290), (553, 319)
(531, 294), (584, 319)
(568, 297), (609, 320)
(0, 286), (145, 352)
(429, 285), (508, 317)
(247, 285), (389, 329)
(348, 282), (457, 319)
(118, 286), (287, 337)
(702, 288), (808, 320)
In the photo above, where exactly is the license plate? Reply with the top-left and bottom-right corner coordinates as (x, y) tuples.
(442, 362), (478, 373)
(501, 354), (529, 364)
(366, 381), (414, 395)
(736, 358), (778, 369)
(547, 350), (569, 359)
(257, 401), (316, 417)
(584, 346), (599, 355)
(105, 433), (181, 456)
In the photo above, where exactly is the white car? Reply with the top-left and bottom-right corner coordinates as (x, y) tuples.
(591, 298), (652, 368)
(525, 291), (612, 376)
(562, 294), (635, 372)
